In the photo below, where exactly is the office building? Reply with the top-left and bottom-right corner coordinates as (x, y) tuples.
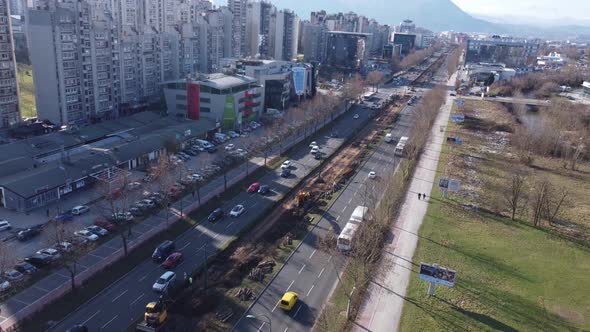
(466, 37), (540, 68)
(0, 0), (20, 128)
(392, 32), (416, 55)
(301, 22), (327, 62)
(161, 73), (262, 129)
(8, 0), (25, 16)
(325, 31), (370, 70)
(399, 19), (415, 33)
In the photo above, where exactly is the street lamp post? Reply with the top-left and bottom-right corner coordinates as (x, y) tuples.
(246, 314), (271, 331)
(196, 245), (209, 288)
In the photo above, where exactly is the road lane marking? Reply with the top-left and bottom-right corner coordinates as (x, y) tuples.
(213, 233), (220, 239)
(272, 300), (279, 312)
(88, 253), (104, 259)
(318, 267), (325, 278)
(293, 304), (302, 318)
(81, 310), (101, 325)
(309, 249), (316, 259)
(336, 216), (340, 221)
(306, 284), (315, 296)
(284, 328), (289, 332)
(101, 314), (118, 329)
(56, 273), (69, 279)
(348, 197), (353, 204)
(130, 293), (145, 306)
(286, 280), (295, 292)
(34, 285), (50, 293)
(11, 298), (29, 305)
(341, 206), (347, 213)
(257, 322), (266, 331)
(298, 264), (306, 274)
(251, 202), (258, 208)
(111, 289), (128, 303)
(138, 274), (149, 282)
(225, 222), (234, 229)
(179, 242), (191, 250)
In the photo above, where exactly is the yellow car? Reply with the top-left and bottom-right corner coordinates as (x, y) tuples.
(279, 291), (299, 311)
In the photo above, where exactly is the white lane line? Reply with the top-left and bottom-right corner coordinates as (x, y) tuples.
(284, 328), (289, 332)
(293, 305), (302, 318)
(81, 310), (101, 325)
(138, 274), (149, 282)
(251, 202), (258, 208)
(88, 253), (104, 259)
(309, 249), (316, 259)
(298, 264), (306, 274)
(257, 322), (266, 332)
(56, 273), (69, 279)
(34, 285), (50, 293)
(10, 298), (30, 305)
(341, 206), (347, 213)
(101, 314), (118, 329)
(336, 215), (340, 221)
(272, 300), (280, 312)
(306, 284), (315, 297)
(318, 267), (325, 278)
(130, 293), (145, 306)
(179, 242), (191, 250)
(286, 280), (295, 292)
(348, 197), (353, 204)
(225, 221), (234, 229)
(111, 289), (128, 303)
(213, 233), (220, 239)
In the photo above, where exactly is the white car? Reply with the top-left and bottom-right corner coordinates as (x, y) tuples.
(353, 114), (360, 119)
(128, 182), (142, 190)
(225, 144), (235, 151)
(309, 141), (318, 148)
(230, 204), (245, 217)
(228, 131), (240, 138)
(36, 248), (62, 261)
(152, 271), (176, 293)
(281, 160), (291, 170)
(310, 146), (319, 155)
(368, 171), (377, 179)
(189, 173), (204, 181)
(0, 220), (11, 232)
(75, 230), (99, 242)
(87, 225), (109, 237)
(71, 205), (90, 215)
(55, 242), (73, 252)
(0, 280), (10, 293)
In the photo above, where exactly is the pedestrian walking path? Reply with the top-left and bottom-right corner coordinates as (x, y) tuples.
(352, 74), (456, 332)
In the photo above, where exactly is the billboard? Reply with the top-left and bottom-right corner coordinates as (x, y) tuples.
(292, 66), (306, 96)
(451, 113), (465, 123)
(455, 99), (465, 107)
(186, 83), (200, 120)
(419, 263), (456, 287)
(438, 177), (461, 192)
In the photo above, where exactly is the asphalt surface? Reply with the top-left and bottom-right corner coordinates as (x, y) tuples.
(48, 101), (376, 332)
(234, 90), (422, 332)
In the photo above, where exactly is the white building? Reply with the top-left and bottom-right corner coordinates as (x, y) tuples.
(0, 0), (20, 127)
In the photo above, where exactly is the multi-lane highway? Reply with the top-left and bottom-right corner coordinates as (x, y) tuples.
(49, 99), (377, 331)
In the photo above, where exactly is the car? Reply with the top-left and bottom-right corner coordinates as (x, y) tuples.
(192, 145), (205, 152)
(207, 146), (218, 153)
(75, 230), (99, 242)
(208, 208), (224, 223)
(0, 220), (11, 232)
(178, 152), (190, 159)
(54, 212), (74, 222)
(280, 168), (291, 178)
(24, 254), (53, 267)
(450, 93), (456, 96)
(281, 160), (291, 169)
(14, 262), (37, 275)
(279, 291), (299, 311)
(314, 152), (323, 160)
(310, 146), (319, 155)
(228, 131), (240, 138)
(370, 105), (379, 110)
(353, 114), (360, 119)
(36, 248), (62, 261)
(94, 219), (115, 231)
(225, 143), (235, 151)
(248, 182), (260, 193)
(71, 205), (90, 215)
(229, 205), (245, 217)
(4, 269), (24, 282)
(153, 271), (176, 293)
(140, 199), (156, 209)
(0, 280), (10, 293)
(128, 182), (142, 190)
(65, 325), (89, 332)
(110, 212), (134, 222)
(184, 149), (198, 157)
(258, 185), (270, 195)
(17, 228), (40, 241)
(161, 252), (184, 269)
(189, 173), (204, 181)
(55, 241), (74, 252)
(368, 171), (377, 179)
(152, 240), (176, 262)
(87, 225), (109, 237)
(129, 207), (144, 217)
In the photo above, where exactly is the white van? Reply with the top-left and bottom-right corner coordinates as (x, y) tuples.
(384, 133), (393, 143)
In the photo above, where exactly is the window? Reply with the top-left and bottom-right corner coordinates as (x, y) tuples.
(176, 103), (186, 110)
(200, 85), (211, 93)
(199, 97), (210, 103)
(175, 94), (187, 100)
(200, 107), (211, 113)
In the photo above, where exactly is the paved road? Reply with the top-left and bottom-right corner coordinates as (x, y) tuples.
(47, 102), (376, 332)
(352, 72), (456, 332)
(234, 92), (423, 332)
(461, 95), (550, 106)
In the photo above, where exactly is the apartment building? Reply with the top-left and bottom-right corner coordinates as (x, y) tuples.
(270, 9), (299, 61)
(195, 8), (234, 73)
(227, 0), (247, 57)
(0, 0), (20, 128)
(301, 22), (327, 62)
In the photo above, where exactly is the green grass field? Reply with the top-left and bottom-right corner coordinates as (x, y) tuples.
(399, 101), (590, 332)
(17, 63), (37, 118)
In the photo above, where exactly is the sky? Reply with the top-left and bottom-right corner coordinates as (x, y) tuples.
(450, 0), (590, 21)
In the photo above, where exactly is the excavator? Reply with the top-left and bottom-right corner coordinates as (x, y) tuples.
(296, 191), (310, 208)
(136, 298), (169, 331)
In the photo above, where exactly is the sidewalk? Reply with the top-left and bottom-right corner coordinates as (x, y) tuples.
(352, 74), (455, 332)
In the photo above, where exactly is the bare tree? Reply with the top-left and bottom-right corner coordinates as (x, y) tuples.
(544, 185), (569, 225)
(530, 179), (550, 227)
(0, 241), (15, 277)
(366, 71), (385, 93)
(447, 47), (462, 78)
(504, 172), (527, 220)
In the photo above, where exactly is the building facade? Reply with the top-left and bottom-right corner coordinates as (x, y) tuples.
(466, 37), (540, 68)
(301, 22), (327, 63)
(325, 31), (369, 70)
(392, 33), (416, 55)
(0, 0), (20, 127)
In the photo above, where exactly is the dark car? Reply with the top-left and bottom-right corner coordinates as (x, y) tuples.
(280, 168), (291, 178)
(152, 240), (175, 263)
(54, 212), (74, 222)
(94, 218), (115, 232)
(24, 254), (52, 267)
(258, 185), (270, 195)
(315, 152), (323, 160)
(184, 149), (197, 156)
(207, 146), (218, 153)
(17, 228), (41, 241)
(161, 252), (184, 269)
(129, 207), (144, 217)
(208, 208), (224, 223)
(66, 325), (88, 332)
(14, 262), (38, 275)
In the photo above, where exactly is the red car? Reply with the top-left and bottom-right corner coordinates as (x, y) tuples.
(94, 218), (115, 232)
(161, 252), (184, 269)
(247, 182), (260, 193)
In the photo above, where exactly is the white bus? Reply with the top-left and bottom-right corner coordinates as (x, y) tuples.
(337, 206), (368, 252)
(362, 91), (376, 101)
(395, 136), (409, 156)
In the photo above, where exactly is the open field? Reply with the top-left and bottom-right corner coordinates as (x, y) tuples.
(17, 64), (36, 118)
(400, 99), (590, 332)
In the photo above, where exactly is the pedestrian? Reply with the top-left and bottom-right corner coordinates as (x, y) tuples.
(188, 276), (193, 285)
(423, 193), (427, 200)
(418, 193), (421, 200)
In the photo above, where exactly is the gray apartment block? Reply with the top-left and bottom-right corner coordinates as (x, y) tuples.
(0, 0), (20, 128)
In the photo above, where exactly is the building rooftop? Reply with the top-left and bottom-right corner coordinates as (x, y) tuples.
(326, 31), (370, 37)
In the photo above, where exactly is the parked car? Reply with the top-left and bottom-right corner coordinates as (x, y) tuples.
(309, 141), (318, 148)
(128, 182), (142, 190)
(258, 185), (270, 195)
(36, 248), (62, 261)
(248, 182), (260, 193)
(0, 280), (10, 293)
(152, 271), (176, 293)
(281, 160), (291, 170)
(208, 208), (224, 223)
(280, 168), (291, 178)
(14, 262), (38, 275)
(225, 143), (235, 151)
(152, 240), (176, 263)
(94, 219), (115, 231)
(55, 242), (74, 252)
(314, 152), (323, 160)
(87, 225), (109, 237)
(71, 205), (90, 215)
(110, 212), (134, 222)
(54, 212), (74, 222)
(4, 269), (24, 282)
(310, 146), (320, 155)
(161, 252), (184, 269)
(75, 230), (99, 242)
(227, 131), (240, 138)
(229, 205), (245, 217)
(207, 146), (218, 153)
(183, 149), (197, 157)
(0, 220), (11, 232)
(24, 254), (53, 267)
(129, 207), (144, 217)
(353, 114), (360, 119)
(17, 228), (40, 241)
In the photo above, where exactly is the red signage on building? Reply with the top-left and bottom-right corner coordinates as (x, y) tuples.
(187, 83), (200, 120)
